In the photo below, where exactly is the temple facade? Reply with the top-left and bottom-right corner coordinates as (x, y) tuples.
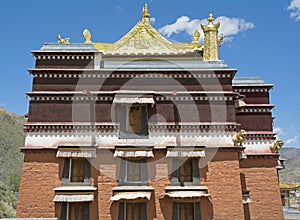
(17, 5), (284, 220)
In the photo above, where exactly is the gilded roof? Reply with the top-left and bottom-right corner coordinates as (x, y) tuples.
(86, 4), (203, 56)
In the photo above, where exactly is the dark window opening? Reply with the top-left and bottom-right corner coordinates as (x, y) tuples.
(127, 106), (143, 133)
(126, 160), (142, 182)
(62, 158), (91, 186)
(69, 203), (84, 220)
(60, 202), (90, 220)
(171, 158), (200, 186)
(118, 159), (148, 186)
(178, 159), (193, 183)
(179, 202), (194, 220)
(71, 158), (85, 182)
(172, 202), (201, 220)
(118, 202), (147, 220)
(119, 105), (149, 139)
(126, 202), (141, 220)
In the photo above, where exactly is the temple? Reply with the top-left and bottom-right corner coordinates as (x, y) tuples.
(17, 5), (284, 220)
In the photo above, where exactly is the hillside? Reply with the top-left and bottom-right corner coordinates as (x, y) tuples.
(279, 147), (300, 183)
(0, 107), (25, 185)
(0, 107), (25, 217)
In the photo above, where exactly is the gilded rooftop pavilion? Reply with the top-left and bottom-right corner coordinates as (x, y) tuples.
(16, 4), (284, 220)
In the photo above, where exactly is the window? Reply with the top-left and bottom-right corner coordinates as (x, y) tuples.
(126, 160), (141, 182)
(171, 158), (199, 186)
(126, 203), (141, 220)
(119, 159), (148, 186)
(118, 202), (147, 220)
(71, 158), (85, 182)
(60, 202), (89, 220)
(179, 203), (194, 220)
(127, 105), (142, 132)
(178, 159), (193, 183)
(119, 105), (149, 138)
(62, 158), (91, 185)
(172, 202), (201, 220)
(69, 203), (84, 220)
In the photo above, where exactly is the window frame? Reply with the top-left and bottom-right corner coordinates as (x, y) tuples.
(70, 158), (85, 183)
(60, 202), (90, 220)
(119, 104), (149, 139)
(118, 158), (149, 186)
(126, 159), (142, 182)
(118, 202), (147, 220)
(172, 202), (201, 220)
(171, 158), (200, 186)
(62, 158), (91, 186)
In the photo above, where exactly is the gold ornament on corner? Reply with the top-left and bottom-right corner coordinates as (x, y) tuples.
(270, 140), (284, 153)
(232, 130), (247, 146)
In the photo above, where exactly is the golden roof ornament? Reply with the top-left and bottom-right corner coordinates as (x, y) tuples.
(270, 140), (284, 153)
(83, 29), (92, 44)
(232, 130), (247, 146)
(57, 34), (70, 44)
(87, 4), (203, 55)
(142, 4), (150, 23)
(218, 33), (224, 44)
(193, 30), (200, 43)
(200, 13), (223, 60)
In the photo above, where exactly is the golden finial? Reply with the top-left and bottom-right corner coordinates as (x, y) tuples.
(208, 13), (214, 23)
(193, 30), (200, 43)
(83, 29), (92, 44)
(200, 13), (222, 60)
(57, 34), (70, 44)
(142, 4), (150, 22)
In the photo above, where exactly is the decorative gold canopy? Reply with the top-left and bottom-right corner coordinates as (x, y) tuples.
(82, 6), (223, 60)
(83, 4), (202, 56)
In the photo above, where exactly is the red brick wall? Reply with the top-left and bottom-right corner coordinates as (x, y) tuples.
(204, 150), (245, 220)
(16, 150), (60, 218)
(240, 157), (284, 220)
(94, 150), (118, 219)
(17, 149), (283, 219)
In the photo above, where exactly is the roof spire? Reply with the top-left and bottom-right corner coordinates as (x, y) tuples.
(200, 13), (222, 60)
(142, 4), (150, 22)
(83, 29), (92, 44)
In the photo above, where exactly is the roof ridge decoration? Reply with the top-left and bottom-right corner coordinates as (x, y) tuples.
(83, 4), (203, 56)
(201, 13), (223, 60)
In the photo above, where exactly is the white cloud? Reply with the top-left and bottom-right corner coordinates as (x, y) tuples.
(150, 17), (156, 24)
(274, 127), (287, 136)
(158, 16), (200, 37)
(285, 136), (298, 145)
(158, 15), (254, 42)
(288, 0), (300, 21)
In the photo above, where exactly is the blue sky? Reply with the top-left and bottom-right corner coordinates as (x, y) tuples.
(0, 0), (299, 148)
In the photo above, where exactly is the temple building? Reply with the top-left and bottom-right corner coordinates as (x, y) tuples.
(17, 5), (284, 220)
